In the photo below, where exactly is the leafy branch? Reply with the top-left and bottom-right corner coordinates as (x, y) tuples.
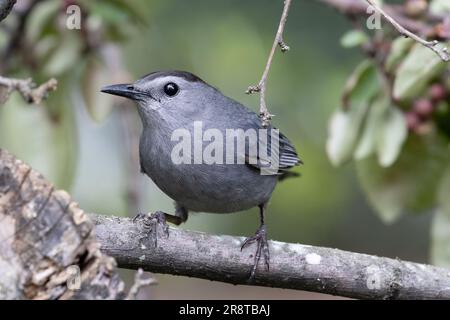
(322, 0), (450, 265)
(248, 0), (449, 128)
(365, 0), (450, 62)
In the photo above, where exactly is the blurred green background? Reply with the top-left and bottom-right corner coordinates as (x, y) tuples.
(0, 0), (433, 299)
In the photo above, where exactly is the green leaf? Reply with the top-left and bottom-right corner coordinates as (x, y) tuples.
(385, 37), (414, 72)
(354, 95), (407, 167)
(89, 2), (130, 23)
(26, 0), (60, 43)
(340, 30), (369, 48)
(43, 32), (82, 77)
(393, 43), (447, 101)
(354, 97), (389, 160)
(327, 61), (380, 166)
(327, 107), (369, 166)
(376, 106), (407, 167)
(431, 167), (450, 267)
(342, 60), (379, 108)
(356, 135), (450, 224)
(80, 0), (147, 25)
(108, 0), (147, 25)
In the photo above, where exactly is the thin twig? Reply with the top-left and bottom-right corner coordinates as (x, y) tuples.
(365, 0), (450, 62)
(246, 0), (293, 127)
(0, 75), (57, 104)
(126, 268), (158, 300)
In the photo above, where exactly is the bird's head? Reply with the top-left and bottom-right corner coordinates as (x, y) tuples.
(101, 71), (216, 126)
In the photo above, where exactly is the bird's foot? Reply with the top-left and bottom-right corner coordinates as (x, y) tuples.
(133, 211), (170, 247)
(241, 224), (270, 281)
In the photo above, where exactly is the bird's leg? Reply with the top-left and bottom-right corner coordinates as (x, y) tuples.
(133, 208), (187, 247)
(241, 203), (270, 280)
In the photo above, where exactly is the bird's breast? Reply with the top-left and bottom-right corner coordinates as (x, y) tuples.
(139, 128), (277, 213)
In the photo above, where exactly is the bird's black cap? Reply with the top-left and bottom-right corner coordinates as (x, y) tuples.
(138, 70), (205, 83)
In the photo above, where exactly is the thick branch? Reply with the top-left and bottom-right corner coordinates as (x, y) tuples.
(247, 0), (292, 127)
(0, 76), (57, 104)
(92, 214), (450, 300)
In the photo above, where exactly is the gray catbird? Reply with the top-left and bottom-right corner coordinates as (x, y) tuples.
(101, 71), (301, 278)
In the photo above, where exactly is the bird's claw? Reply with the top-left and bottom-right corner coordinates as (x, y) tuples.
(241, 224), (270, 280)
(133, 211), (170, 247)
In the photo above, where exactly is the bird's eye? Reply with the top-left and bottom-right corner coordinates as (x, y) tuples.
(163, 82), (179, 97)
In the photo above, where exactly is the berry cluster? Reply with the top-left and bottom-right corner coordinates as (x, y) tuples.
(405, 84), (448, 134)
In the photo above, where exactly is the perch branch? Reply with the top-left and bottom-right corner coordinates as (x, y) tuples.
(246, 0), (292, 127)
(0, 76), (57, 104)
(91, 214), (450, 300)
(365, 0), (450, 62)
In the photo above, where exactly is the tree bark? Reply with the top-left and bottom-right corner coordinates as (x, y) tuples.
(0, 149), (125, 299)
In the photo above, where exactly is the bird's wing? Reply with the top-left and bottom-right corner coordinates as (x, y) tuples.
(277, 131), (303, 171)
(235, 109), (302, 176)
(218, 97), (302, 177)
(245, 129), (302, 176)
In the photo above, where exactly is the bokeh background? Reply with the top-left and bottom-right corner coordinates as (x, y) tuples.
(0, 0), (434, 299)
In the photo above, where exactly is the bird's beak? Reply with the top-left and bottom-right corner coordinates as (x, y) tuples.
(100, 83), (142, 100)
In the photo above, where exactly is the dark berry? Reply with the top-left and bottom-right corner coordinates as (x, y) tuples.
(405, 111), (420, 131)
(413, 99), (434, 117)
(429, 84), (447, 102)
